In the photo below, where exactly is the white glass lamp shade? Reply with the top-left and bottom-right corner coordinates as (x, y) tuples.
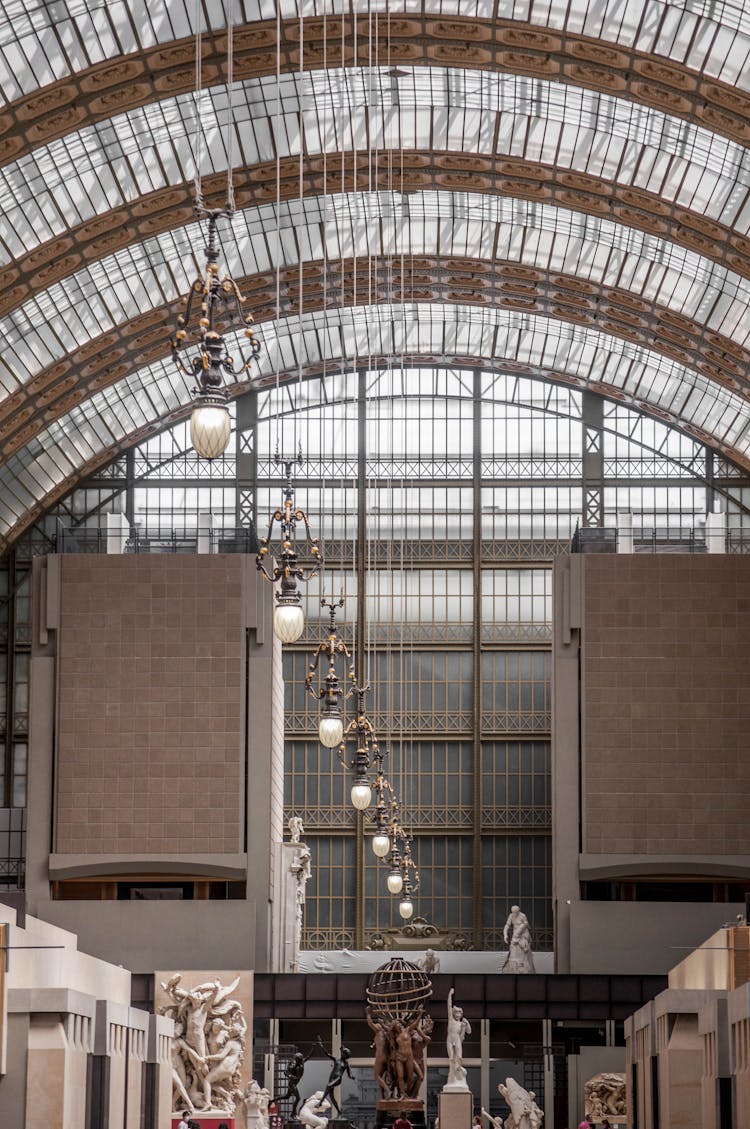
(387, 870), (403, 894)
(273, 602), (305, 643)
(318, 714), (344, 748)
(351, 782), (372, 810)
(372, 832), (391, 857)
(398, 896), (414, 919)
(190, 402), (231, 459)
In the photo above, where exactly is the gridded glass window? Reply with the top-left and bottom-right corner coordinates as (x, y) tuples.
(284, 741), (352, 828)
(13, 574), (31, 645)
(13, 653), (28, 735)
(366, 835), (473, 935)
(301, 835), (356, 949)
(370, 651), (473, 735)
(367, 570), (473, 641)
(481, 486), (582, 539)
(390, 741), (473, 827)
(480, 742), (551, 828)
(481, 569), (552, 642)
(480, 652), (551, 731)
(364, 486), (474, 542)
(480, 836), (552, 950)
(11, 742), (27, 808)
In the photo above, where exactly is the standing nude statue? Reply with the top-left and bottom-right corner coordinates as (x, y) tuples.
(366, 1005), (392, 1097)
(317, 1036), (353, 1115)
(446, 988), (471, 1089)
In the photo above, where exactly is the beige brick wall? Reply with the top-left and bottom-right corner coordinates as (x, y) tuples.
(582, 555), (750, 856)
(55, 556), (246, 855)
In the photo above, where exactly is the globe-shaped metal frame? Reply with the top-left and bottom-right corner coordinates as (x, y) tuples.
(365, 957), (433, 1026)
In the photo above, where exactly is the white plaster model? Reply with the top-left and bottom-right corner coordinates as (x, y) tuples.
(299, 1090), (332, 1129)
(290, 842), (313, 971)
(444, 987), (472, 1090)
(288, 815), (305, 843)
(160, 974), (246, 1113)
(418, 947), (441, 973)
(501, 906), (536, 974)
(243, 1079), (271, 1129)
(481, 1107), (505, 1129)
(498, 1078), (544, 1129)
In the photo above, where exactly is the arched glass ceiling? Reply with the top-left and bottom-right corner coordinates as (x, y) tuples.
(2, 191), (749, 402)
(2, 1), (750, 102)
(5, 66), (750, 264)
(2, 302), (750, 545)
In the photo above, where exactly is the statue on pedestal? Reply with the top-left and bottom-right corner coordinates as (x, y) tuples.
(288, 816), (305, 844)
(445, 988), (471, 1090)
(160, 975), (246, 1114)
(365, 957), (434, 1108)
(243, 1080), (271, 1129)
(289, 841), (313, 972)
(501, 906), (536, 975)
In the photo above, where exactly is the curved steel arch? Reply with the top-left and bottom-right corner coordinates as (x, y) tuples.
(4, 189), (750, 389)
(3, 9), (750, 164)
(1, 300), (749, 552)
(4, 64), (750, 271)
(6, 152), (750, 315)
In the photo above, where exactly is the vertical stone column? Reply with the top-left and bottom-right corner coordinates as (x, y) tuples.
(271, 841), (312, 972)
(23, 991), (94, 1129)
(147, 1013), (175, 1129)
(197, 511), (214, 554)
(94, 1000), (149, 1129)
(106, 512), (130, 554)
(617, 512), (634, 553)
(705, 510), (726, 553)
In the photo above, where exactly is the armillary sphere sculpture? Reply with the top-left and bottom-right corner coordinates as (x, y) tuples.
(365, 958), (434, 1126)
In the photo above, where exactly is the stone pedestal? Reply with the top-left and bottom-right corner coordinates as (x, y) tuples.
(375, 1097), (426, 1129)
(438, 1089), (473, 1129)
(172, 1119), (235, 1129)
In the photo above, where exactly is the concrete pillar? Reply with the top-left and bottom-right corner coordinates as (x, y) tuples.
(480, 1019), (490, 1116)
(147, 1013), (175, 1129)
(542, 1019), (554, 1129)
(617, 512), (634, 553)
(94, 1000), (149, 1129)
(23, 996), (94, 1129)
(106, 512), (130, 554)
(705, 510), (726, 553)
(197, 511), (214, 554)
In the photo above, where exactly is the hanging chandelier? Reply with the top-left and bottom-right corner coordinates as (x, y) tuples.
(338, 685), (380, 810)
(171, 209), (260, 459)
(256, 455), (323, 642)
(305, 598), (355, 748)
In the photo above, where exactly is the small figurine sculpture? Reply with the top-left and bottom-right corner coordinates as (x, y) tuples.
(501, 906), (536, 974)
(299, 1091), (331, 1129)
(445, 988), (471, 1090)
(418, 948), (441, 974)
(316, 1036), (353, 1115)
(243, 1079), (271, 1129)
(498, 1078), (543, 1129)
(289, 816), (305, 844)
(271, 1046), (316, 1118)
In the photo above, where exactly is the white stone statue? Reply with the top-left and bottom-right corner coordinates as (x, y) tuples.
(160, 974), (246, 1113)
(418, 948), (441, 974)
(498, 1078), (543, 1129)
(243, 1080), (271, 1129)
(481, 1108), (505, 1129)
(299, 1090), (331, 1129)
(444, 987), (471, 1090)
(289, 815), (305, 844)
(289, 842), (313, 971)
(501, 906), (536, 974)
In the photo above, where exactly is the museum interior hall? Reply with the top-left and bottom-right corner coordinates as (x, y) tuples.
(0, 2), (750, 1128)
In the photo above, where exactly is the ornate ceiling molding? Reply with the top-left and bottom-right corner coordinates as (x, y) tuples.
(3, 152), (749, 314)
(1, 255), (747, 466)
(2, 16), (750, 170)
